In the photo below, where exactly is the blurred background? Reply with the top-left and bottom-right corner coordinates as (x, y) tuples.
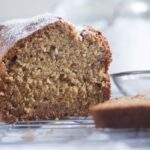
(0, 0), (150, 74)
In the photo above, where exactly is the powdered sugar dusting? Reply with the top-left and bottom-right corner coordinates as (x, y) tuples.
(0, 13), (63, 59)
(81, 26), (102, 37)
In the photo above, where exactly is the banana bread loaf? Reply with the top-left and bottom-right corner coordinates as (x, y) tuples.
(0, 14), (112, 122)
(91, 94), (150, 128)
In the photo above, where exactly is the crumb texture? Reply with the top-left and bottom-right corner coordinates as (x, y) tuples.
(0, 14), (111, 122)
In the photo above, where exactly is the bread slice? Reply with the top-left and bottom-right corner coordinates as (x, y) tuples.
(91, 94), (150, 128)
(0, 14), (111, 122)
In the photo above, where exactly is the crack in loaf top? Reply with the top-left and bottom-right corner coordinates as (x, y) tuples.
(0, 13), (68, 60)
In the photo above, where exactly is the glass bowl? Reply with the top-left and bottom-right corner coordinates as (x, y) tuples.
(111, 70), (150, 96)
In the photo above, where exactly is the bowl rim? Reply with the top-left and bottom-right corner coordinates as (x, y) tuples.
(111, 70), (150, 96)
(111, 70), (150, 78)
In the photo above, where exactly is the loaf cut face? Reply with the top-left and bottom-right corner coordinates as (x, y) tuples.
(91, 94), (150, 128)
(0, 14), (111, 122)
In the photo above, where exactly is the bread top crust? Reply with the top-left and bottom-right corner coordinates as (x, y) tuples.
(0, 14), (63, 60)
(0, 13), (112, 64)
(91, 94), (150, 111)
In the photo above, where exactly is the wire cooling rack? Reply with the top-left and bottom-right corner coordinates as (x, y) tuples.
(0, 117), (95, 144)
(0, 116), (150, 150)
